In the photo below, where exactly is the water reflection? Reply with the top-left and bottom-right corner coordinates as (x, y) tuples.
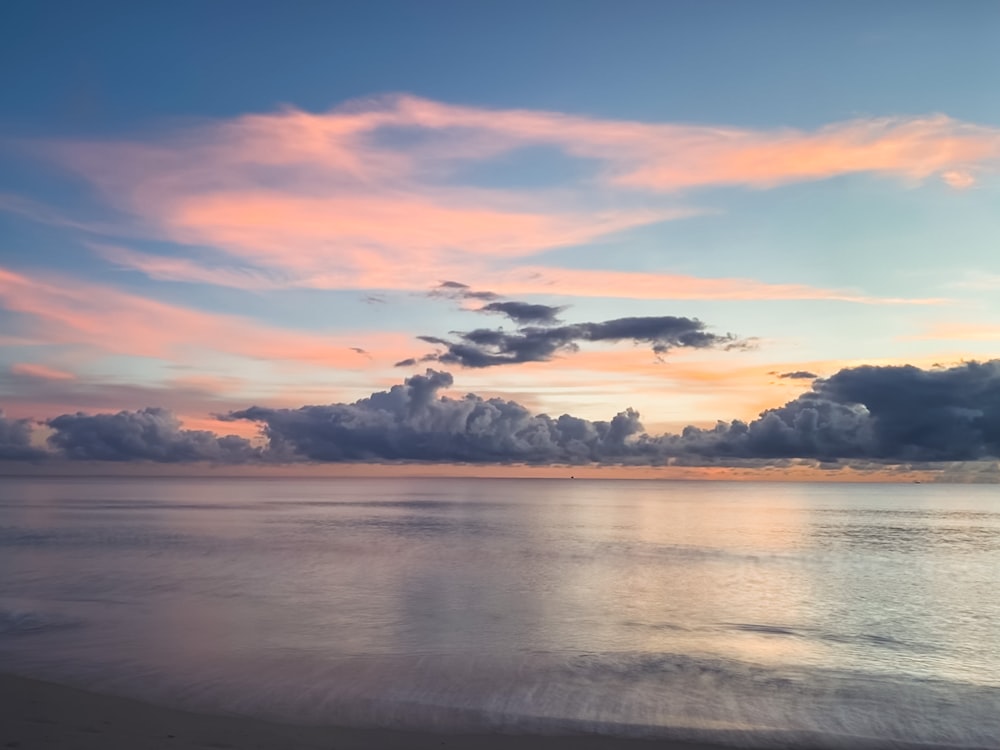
(3, 476), (1000, 716)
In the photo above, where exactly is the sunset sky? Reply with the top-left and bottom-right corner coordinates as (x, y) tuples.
(2, 1), (999, 476)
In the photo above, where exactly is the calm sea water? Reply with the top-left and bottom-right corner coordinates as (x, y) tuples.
(1, 477), (999, 748)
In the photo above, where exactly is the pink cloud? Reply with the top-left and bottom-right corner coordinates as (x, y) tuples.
(612, 116), (999, 191)
(93, 243), (288, 289)
(95, 245), (942, 306)
(163, 191), (670, 274)
(27, 95), (1000, 299)
(941, 170), (977, 190)
(384, 96), (1000, 189)
(489, 266), (946, 305)
(174, 414), (263, 442)
(909, 322), (1000, 341)
(0, 266), (413, 368)
(0, 369), (360, 431)
(9, 362), (76, 381)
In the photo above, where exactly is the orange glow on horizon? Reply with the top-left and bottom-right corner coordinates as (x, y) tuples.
(0, 458), (947, 484)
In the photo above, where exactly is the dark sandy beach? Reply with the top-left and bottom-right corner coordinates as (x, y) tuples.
(0, 672), (730, 750)
(6, 671), (1000, 750)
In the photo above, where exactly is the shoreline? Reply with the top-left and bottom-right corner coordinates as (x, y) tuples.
(0, 671), (727, 750)
(2, 672), (998, 750)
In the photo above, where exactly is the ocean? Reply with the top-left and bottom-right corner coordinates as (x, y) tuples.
(1, 477), (998, 748)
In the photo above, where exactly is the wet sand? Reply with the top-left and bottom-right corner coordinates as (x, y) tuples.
(0, 671), (724, 750)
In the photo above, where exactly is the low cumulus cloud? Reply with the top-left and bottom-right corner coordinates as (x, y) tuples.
(224, 370), (645, 463)
(672, 360), (1000, 462)
(0, 410), (46, 460)
(228, 361), (1000, 465)
(46, 407), (259, 462)
(5, 360), (1000, 467)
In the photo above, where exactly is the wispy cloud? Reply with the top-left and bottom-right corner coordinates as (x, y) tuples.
(401, 315), (747, 369)
(910, 322), (1000, 341)
(0, 370), (268, 442)
(0, 266), (412, 368)
(93, 243), (287, 289)
(19, 94), (991, 299)
(9, 362), (76, 381)
(89, 244), (942, 304)
(383, 96), (1000, 190)
(488, 267), (946, 305)
(947, 272), (1000, 291)
(777, 370), (819, 380)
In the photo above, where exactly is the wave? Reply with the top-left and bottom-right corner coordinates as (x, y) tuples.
(25, 650), (994, 749)
(0, 606), (82, 636)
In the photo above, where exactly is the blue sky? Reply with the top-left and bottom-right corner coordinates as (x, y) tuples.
(4, 1), (999, 128)
(1, 1), (999, 476)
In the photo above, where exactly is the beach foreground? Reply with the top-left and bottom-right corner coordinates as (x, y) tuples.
(1, 672), (730, 750)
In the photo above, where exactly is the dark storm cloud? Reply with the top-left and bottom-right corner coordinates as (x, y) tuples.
(812, 361), (1000, 460)
(479, 301), (565, 325)
(407, 316), (745, 368)
(46, 407), (259, 462)
(227, 360), (1000, 466)
(225, 370), (650, 463)
(8, 361), (1000, 467)
(0, 410), (46, 460)
(668, 361), (1000, 462)
(778, 370), (818, 380)
(664, 397), (875, 460)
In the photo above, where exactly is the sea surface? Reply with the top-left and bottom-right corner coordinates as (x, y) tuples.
(1, 477), (999, 748)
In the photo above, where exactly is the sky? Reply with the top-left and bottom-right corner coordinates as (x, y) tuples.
(1, 1), (1000, 479)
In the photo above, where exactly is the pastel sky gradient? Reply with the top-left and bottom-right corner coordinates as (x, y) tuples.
(2, 1), (999, 477)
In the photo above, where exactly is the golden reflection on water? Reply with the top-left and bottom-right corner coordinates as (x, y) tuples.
(511, 481), (830, 668)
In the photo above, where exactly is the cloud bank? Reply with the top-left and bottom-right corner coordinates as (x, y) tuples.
(5, 361), (999, 467)
(224, 370), (648, 463)
(223, 360), (1000, 466)
(47, 408), (258, 463)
